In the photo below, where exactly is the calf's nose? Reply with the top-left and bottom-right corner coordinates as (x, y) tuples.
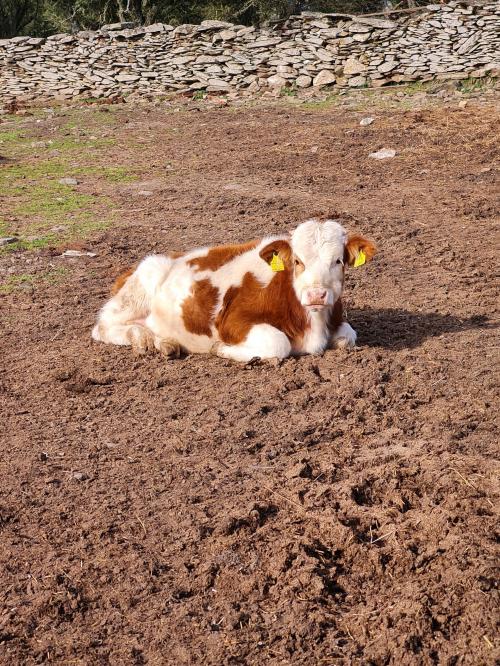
(317, 289), (327, 301)
(305, 287), (329, 305)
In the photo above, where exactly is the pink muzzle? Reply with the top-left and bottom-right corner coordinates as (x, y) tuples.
(303, 287), (329, 307)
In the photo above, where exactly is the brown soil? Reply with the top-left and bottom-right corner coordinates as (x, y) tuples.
(1, 96), (499, 665)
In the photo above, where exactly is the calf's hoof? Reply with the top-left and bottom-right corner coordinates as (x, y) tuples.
(127, 325), (155, 354)
(155, 337), (182, 359)
(332, 322), (357, 350)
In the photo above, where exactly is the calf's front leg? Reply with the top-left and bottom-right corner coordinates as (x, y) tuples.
(330, 321), (357, 349)
(328, 298), (357, 349)
(213, 324), (291, 363)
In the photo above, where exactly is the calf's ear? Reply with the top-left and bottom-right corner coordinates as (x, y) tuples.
(259, 240), (293, 269)
(344, 235), (377, 267)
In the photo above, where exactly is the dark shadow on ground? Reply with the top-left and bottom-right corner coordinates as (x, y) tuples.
(351, 307), (494, 350)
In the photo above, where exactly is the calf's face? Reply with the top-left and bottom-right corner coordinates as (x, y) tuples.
(291, 219), (375, 311)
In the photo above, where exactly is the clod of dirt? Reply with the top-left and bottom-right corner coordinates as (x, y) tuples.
(284, 461), (313, 479)
(72, 471), (90, 481)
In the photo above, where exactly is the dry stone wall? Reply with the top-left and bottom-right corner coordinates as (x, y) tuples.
(0, 1), (499, 102)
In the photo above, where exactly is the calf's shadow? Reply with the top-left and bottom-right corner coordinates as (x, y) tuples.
(350, 307), (493, 351)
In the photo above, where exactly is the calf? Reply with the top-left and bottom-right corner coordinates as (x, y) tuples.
(92, 219), (376, 362)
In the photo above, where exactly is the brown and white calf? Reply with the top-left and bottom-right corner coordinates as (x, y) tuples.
(92, 219), (376, 362)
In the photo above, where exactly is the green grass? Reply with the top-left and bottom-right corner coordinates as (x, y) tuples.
(49, 135), (115, 152)
(280, 85), (297, 98)
(0, 113), (137, 252)
(301, 91), (341, 110)
(0, 161), (135, 188)
(99, 166), (135, 182)
(0, 267), (67, 294)
(0, 129), (25, 146)
(13, 185), (94, 217)
(457, 77), (492, 94)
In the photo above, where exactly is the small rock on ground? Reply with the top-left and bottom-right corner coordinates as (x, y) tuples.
(61, 250), (97, 257)
(0, 237), (18, 246)
(369, 148), (396, 159)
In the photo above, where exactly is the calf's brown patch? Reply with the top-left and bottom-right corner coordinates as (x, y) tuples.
(188, 240), (258, 272)
(182, 279), (219, 337)
(259, 239), (292, 269)
(112, 266), (136, 295)
(216, 267), (308, 346)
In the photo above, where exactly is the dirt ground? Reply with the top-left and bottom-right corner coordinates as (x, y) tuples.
(0, 90), (499, 665)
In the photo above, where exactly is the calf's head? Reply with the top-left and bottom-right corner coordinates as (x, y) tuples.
(290, 219), (376, 311)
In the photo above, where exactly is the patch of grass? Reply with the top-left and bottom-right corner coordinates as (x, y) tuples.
(100, 166), (136, 182)
(192, 90), (206, 101)
(457, 77), (490, 94)
(49, 135), (115, 152)
(0, 123), (114, 160)
(0, 110), (135, 253)
(0, 267), (67, 294)
(60, 108), (120, 131)
(0, 161), (135, 190)
(280, 85), (297, 98)
(13, 185), (94, 218)
(2, 215), (109, 252)
(301, 92), (341, 110)
(0, 169), (113, 252)
(1, 161), (68, 183)
(0, 129), (24, 143)
(402, 80), (434, 95)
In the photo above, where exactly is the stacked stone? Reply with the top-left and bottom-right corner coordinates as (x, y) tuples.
(0, 2), (498, 103)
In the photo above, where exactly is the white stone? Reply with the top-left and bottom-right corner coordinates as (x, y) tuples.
(295, 74), (312, 88)
(115, 74), (140, 82)
(313, 69), (336, 87)
(348, 75), (366, 87)
(348, 23), (372, 33)
(343, 58), (367, 75)
(218, 30), (236, 40)
(62, 250), (96, 257)
(369, 148), (396, 159)
(207, 78), (230, 87)
(247, 38), (281, 49)
(378, 61), (398, 73)
(267, 74), (287, 88)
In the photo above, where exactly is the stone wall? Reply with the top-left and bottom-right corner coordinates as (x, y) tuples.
(0, 1), (499, 102)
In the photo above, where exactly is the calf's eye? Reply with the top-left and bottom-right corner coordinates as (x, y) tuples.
(336, 258), (344, 266)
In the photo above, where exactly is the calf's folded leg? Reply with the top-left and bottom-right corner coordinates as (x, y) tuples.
(92, 254), (174, 354)
(330, 321), (357, 349)
(213, 324), (291, 363)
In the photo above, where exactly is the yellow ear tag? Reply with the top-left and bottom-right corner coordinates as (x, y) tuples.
(353, 249), (366, 268)
(270, 253), (285, 272)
